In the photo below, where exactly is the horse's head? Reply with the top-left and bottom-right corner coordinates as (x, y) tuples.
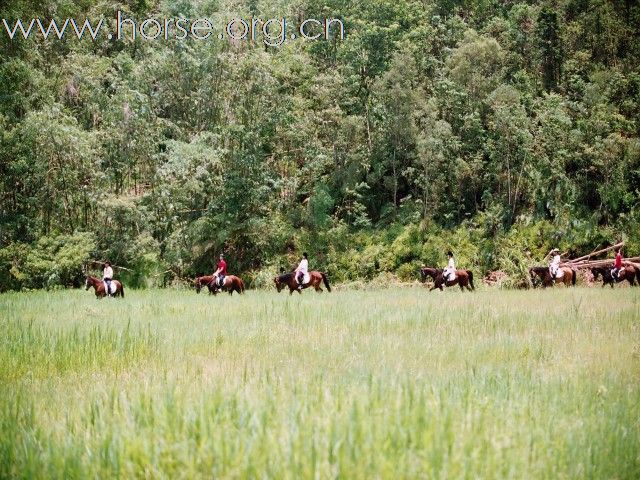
(274, 276), (283, 292)
(528, 268), (541, 287)
(420, 267), (439, 282)
(85, 277), (91, 290)
(194, 278), (202, 293)
(590, 268), (603, 280)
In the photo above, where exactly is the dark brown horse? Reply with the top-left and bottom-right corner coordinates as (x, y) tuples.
(274, 271), (331, 294)
(194, 275), (245, 295)
(85, 276), (124, 298)
(420, 267), (475, 291)
(529, 266), (576, 288)
(591, 266), (637, 288)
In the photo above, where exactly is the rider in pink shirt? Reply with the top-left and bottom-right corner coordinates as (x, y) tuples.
(213, 254), (227, 287)
(612, 247), (622, 279)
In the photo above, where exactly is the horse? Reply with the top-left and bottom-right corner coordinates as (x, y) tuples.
(419, 266), (475, 291)
(274, 271), (331, 294)
(529, 266), (576, 288)
(591, 266), (637, 288)
(85, 276), (124, 298)
(194, 275), (245, 295)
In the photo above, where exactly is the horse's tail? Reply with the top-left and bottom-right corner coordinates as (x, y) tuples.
(467, 270), (475, 290)
(120, 283), (125, 298)
(572, 269), (577, 286)
(321, 272), (331, 292)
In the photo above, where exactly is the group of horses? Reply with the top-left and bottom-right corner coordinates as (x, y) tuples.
(528, 265), (640, 288)
(84, 270), (331, 298)
(83, 261), (639, 298)
(194, 270), (331, 295)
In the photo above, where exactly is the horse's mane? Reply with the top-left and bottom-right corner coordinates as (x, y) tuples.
(530, 266), (549, 273)
(277, 272), (294, 282)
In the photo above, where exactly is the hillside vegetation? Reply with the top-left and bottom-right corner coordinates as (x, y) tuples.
(1, 0), (639, 289)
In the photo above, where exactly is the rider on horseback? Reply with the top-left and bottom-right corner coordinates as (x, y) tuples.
(103, 261), (114, 297)
(212, 253), (227, 288)
(612, 247), (623, 279)
(295, 252), (309, 290)
(444, 251), (456, 282)
(549, 248), (561, 280)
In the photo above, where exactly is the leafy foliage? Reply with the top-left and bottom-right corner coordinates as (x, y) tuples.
(1, 0), (639, 289)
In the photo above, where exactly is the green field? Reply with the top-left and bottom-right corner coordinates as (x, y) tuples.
(1, 287), (639, 479)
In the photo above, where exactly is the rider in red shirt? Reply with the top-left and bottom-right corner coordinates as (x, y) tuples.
(612, 247), (622, 279)
(213, 254), (227, 287)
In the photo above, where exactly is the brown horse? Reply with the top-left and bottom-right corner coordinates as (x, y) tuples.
(85, 276), (124, 298)
(419, 267), (475, 291)
(529, 266), (576, 288)
(591, 266), (637, 288)
(194, 275), (245, 295)
(274, 271), (331, 294)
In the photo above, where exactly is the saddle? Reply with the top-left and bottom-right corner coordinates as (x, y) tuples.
(103, 281), (116, 295)
(550, 267), (564, 279)
(297, 272), (310, 285)
(210, 275), (225, 288)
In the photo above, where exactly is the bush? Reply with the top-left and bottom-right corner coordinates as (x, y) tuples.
(0, 232), (96, 291)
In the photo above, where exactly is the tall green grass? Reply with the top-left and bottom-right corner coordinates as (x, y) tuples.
(1, 287), (639, 478)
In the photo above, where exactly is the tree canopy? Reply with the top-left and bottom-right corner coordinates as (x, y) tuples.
(1, 0), (639, 290)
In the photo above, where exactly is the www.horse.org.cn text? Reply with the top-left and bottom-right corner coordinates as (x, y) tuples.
(1, 13), (346, 47)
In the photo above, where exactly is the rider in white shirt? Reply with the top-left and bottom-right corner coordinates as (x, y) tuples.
(444, 251), (456, 281)
(103, 261), (114, 297)
(549, 249), (561, 279)
(295, 252), (309, 290)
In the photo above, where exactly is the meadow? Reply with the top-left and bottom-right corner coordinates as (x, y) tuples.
(1, 286), (639, 479)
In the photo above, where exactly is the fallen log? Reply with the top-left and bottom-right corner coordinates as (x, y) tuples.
(568, 241), (624, 263)
(561, 256), (640, 270)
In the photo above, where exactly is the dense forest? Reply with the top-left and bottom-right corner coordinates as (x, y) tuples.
(1, 0), (639, 290)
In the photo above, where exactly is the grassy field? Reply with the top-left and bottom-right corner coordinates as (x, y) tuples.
(1, 286), (639, 479)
